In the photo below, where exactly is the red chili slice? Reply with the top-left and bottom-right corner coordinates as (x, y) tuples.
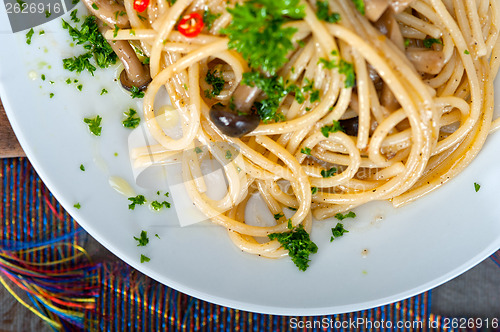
(177, 13), (204, 38)
(133, 0), (149, 13)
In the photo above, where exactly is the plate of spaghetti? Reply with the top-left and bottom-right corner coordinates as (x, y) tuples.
(1, 0), (500, 315)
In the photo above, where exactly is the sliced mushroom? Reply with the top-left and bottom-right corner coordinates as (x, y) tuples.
(81, 0), (129, 28)
(375, 10), (405, 51)
(96, 21), (151, 91)
(365, 0), (390, 22)
(209, 85), (261, 137)
(406, 48), (445, 75)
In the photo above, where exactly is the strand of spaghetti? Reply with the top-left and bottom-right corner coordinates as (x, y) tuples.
(150, 0), (193, 77)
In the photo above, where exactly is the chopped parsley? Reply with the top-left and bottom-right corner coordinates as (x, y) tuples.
(113, 24), (120, 38)
(330, 222), (348, 242)
(321, 167), (337, 178)
(274, 213), (284, 220)
(45, 10), (51, 18)
(221, 0), (305, 75)
(100, 88), (108, 95)
(72, 0), (79, 4)
(83, 115), (102, 136)
(49, 93), (54, 98)
(423, 38), (442, 48)
(464, 49), (470, 55)
(134, 230), (149, 246)
(26, 28), (34, 45)
(316, 0), (340, 23)
(334, 211), (356, 220)
(77, 84), (83, 91)
(80, 164), (85, 171)
(122, 109), (141, 129)
(301, 147), (312, 155)
(91, 3), (99, 10)
(288, 206), (297, 211)
(242, 71), (287, 123)
(128, 195), (146, 210)
(74, 203), (81, 209)
(140, 254), (150, 263)
(155, 234), (160, 239)
(321, 120), (344, 137)
(130, 86), (145, 98)
(474, 182), (481, 192)
(41, 74), (46, 81)
(203, 9), (221, 30)
(351, 0), (365, 15)
(310, 89), (320, 103)
(287, 219), (293, 229)
(311, 186), (318, 195)
(404, 38), (411, 47)
(61, 16), (117, 75)
(225, 150), (232, 159)
(150, 200), (171, 211)
(204, 68), (225, 98)
(39, 30), (45, 35)
(70, 9), (80, 23)
(195, 147), (203, 154)
(268, 224), (318, 271)
(318, 53), (355, 88)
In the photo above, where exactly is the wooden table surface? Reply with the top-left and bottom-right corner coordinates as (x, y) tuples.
(0, 98), (25, 158)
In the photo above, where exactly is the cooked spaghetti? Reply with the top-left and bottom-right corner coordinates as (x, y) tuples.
(83, 0), (499, 267)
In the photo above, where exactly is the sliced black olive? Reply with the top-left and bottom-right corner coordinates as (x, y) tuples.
(209, 103), (260, 138)
(339, 117), (359, 136)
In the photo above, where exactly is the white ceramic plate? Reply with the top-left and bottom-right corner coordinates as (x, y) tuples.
(1, 9), (500, 316)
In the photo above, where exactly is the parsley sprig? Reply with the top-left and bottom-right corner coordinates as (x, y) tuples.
(321, 120), (344, 137)
(221, 0), (305, 74)
(330, 223), (348, 242)
(204, 68), (225, 98)
(134, 230), (149, 246)
(316, 0), (340, 23)
(83, 115), (102, 136)
(122, 109), (141, 129)
(128, 195), (146, 210)
(61, 16), (117, 75)
(268, 224), (318, 271)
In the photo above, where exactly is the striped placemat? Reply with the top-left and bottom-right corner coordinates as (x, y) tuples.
(0, 157), (489, 331)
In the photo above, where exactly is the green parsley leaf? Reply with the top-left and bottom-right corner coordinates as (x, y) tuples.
(77, 84), (83, 91)
(288, 206), (297, 211)
(203, 9), (221, 30)
(39, 30), (45, 35)
(155, 234), (160, 239)
(464, 49), (470, 55)
(74, 203), (81, 209)
(474, 182), (481, 192)
(80, 164), (85, 171)
(195, 147), (203, 154)
(225, 150), (232, 159)
(221, 0), (305, 75)
(339, 60), (355, 88)
(45, 10), (51, 18)
(113, 24), (119, 38)
(150, 200), (171, 211)
(310, 90), (320, 103)
(41, 74), (46, 81)
(49, 93), (54, 98)
(128, 195), (146, 210)
(423, 38), (442, 49)
(404, 38), (410, 47)
(167, 0), (176, 4)
(311, 186), (318, 195)
(134, 230), (149, 246)
(91, 3), (99, 9)
(268, 224), (318, 271)
(334, 211), (356, 221)
(330, 222), (348, 242)
(287, 219), (293, 229)
(204, 68), (225, 98)
(100, 88), (108, 95)
(274, 212), (284, 220)
(72, 0), (79, 4)
(83, 115), (102, 136)
(122, 109), (141, 129)
(351, 0), (365, 15)
(301, 147), (312, 155)
(63, 53), (97, 75)
(130, 86), (145, 98)
(321, 120), (344, 137)
(140, 254), (150, 263)
(316, 0), (340, 23)
(26, 28), (34, 45)
(70, 9), (80, 23)
(321, 167), (337, 178)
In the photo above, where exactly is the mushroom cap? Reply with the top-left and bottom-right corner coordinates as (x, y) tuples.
(120, 69), (151, 92)
(209, 103), (260, 138)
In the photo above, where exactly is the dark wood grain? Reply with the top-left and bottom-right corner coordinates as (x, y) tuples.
(0, 98), (25, 158)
